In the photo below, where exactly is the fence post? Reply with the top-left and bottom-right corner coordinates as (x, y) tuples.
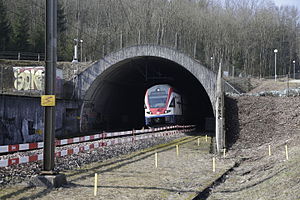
(174, 32), (178, 49)
(156, 28), (160, 45)
(18, 52), (21, 60)
(38, 53), (40, 62)
(102, 45), (105, 57)
(193, 42), (197, 58)
(160, 28), (164, 45)
(120, 32), (123, 49)
(138, 30), (141, 45)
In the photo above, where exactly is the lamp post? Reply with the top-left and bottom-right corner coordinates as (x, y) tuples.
(293, 60), (296, 79)
(274, 49), (278, 81)
(72, 39), (79, 63)
(210, 56), (213, 71)
(80, 39), (83, 62)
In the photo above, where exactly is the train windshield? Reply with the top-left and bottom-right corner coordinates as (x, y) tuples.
(147, 85), (169, 108)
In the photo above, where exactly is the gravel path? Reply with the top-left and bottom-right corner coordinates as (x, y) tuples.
(0, 135), (235, 200)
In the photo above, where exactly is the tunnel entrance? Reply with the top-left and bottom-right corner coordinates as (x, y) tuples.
(80, 56), (214, 132)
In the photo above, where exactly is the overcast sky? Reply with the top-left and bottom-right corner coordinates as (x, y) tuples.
(273, 0), (300, 8)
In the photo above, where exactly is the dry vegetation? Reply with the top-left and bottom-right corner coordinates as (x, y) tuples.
(211, 79), (300, 199)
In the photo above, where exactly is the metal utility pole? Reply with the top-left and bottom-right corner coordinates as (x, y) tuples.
(80, 40), (83, 62)
(293, 60), (296, 79)
(72, 39), (79, 63)
(274, 49), (278, 81)
(43, 0), (57, 173)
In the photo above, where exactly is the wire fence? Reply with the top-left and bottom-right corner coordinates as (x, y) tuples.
(0, 51), (45, 62)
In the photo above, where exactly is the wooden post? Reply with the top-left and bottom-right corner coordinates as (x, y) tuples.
(94, 173), (98, 196)
(285, 145), (289, 160)
(155, 152), (158, 168)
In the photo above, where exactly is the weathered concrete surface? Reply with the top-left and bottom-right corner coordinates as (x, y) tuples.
(0, 136), (235, 200)
(0, 95), (79, 145)
(29, 174), (67, 188)
(76, 45), (217, 106)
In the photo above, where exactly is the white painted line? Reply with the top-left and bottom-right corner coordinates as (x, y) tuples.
(19, 144), (29, 151)
(0, 160), (8, 167)
(61, 139), (68, 145)
(61, 150), (67, 156)
(0, 146), (8, 153)
(38, 142), (44, 148)
(73, 138), (80, 143)
(74, 148), (79, 154)
(19, 156), (29, 164)
(38, 154), (43, 161)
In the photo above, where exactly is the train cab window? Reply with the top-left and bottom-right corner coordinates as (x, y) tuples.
(147, 85), (169, 108)
(148, 96), (167, 108)
(169, 98), (175, 107)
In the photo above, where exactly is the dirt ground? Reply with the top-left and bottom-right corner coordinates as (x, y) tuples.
(210, 78), (300, 200)
(0, 136), (236, 200)
(249, 78), (300, 93)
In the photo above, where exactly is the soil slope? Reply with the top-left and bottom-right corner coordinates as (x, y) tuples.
(207, 92), (300, 199)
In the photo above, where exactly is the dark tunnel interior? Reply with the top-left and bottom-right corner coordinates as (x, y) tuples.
(84, 56), (214, 132)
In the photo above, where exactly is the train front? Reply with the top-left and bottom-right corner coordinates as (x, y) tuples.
(144, 84), (180, 126)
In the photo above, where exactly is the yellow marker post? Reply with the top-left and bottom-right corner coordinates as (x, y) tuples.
(212, 157), (216, 172)
(176, 145), (179, 156)
(94, 173), (98, 196)
(285, 145), (289, 160)
(197, 138), (200, 146)
(205, 135), (208, 142)
(155, 152), (158, 168)
(268, 144), (271, 156)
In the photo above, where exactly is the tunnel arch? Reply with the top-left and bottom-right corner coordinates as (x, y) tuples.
(75, 45), (217, 132)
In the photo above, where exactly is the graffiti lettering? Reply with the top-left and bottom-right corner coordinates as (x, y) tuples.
(13, 67), (44, 91)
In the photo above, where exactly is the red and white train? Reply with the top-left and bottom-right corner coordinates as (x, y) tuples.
(144, 84), (184, 126)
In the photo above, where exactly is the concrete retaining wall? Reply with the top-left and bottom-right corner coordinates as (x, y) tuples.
(0, 95), (79, 145)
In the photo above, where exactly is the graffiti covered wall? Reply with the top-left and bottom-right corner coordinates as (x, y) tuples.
(0, 66), (63, 96)
(0, 95), (79, 145)
(13, 67), (44, 91)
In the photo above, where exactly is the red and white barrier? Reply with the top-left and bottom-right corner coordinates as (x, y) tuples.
(0, 129), (194, 167)
(0, 125), (195, 154)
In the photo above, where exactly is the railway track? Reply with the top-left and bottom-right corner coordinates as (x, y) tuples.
(0, 125), (194, 155)
(0, 125), (195, 186)
(0, 133), (236, 200)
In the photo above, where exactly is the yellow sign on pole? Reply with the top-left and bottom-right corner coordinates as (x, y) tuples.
(41, 95), (56, 106)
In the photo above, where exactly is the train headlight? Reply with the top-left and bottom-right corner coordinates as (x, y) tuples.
(146, 111), (152, 114)
(164, 110), (171, 113)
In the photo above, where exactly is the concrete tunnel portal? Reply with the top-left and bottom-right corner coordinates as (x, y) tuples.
(80, 55), (215, 132)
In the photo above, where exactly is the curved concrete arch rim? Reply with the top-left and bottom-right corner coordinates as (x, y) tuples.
(76, 45), (217, 109)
